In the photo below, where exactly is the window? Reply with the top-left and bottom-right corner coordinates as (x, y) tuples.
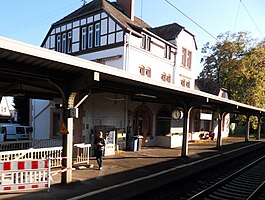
(162, 73), (171, 83)
(139, 66), (145, 76)
(164, 45), (171, 59)
(166, 74), (171, 83)
(62, 33), (66, 53)
(141, 34), (151, 51)
(181, 78), (191, 88)
(181, 48), (187, 66)
(161, 73), (166, 81)
(67, 31), (72, 53)
(95, 22), (100, 47)
(187, 51), (192, 68)
(145, 67), (151, 77)
(16, 127), (25, 134)
(146, 36), (151, 51)
(182, 48), (192, 69)
(81, 27), (87, 50)
(141, 35), (146, 49)
(88, 25), (93, 48)
(186, 80), (190, 88)
(181, 79), (185, 87)
(56, 34), (61, 52)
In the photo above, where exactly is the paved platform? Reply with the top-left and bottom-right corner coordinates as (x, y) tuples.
(1, 137), (265, 200)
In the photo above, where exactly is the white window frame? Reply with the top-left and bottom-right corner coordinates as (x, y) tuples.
(67, 31), (72, 53)
(187, 51), (192, 69)
(56, 34), (61, 52)
(181, 48), (187, 66)
(141, 34), (151, 51)
(95, 22), (100, 47)
(62, 33), (66, 53)
(88, 25), (93, 48)
(81, 27), (87, 50)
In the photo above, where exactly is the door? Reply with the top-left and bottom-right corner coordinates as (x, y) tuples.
(133, 104), (153, 146)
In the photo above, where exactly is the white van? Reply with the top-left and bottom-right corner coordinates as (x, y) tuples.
(0, 124), (32, 141)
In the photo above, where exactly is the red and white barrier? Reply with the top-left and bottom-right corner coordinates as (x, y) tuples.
(0, 159), (50, 192)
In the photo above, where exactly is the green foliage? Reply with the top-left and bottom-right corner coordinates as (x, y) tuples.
(13, 96), (30, 125)
(198, 31), (265, 109)
(198, 32), (265, 130)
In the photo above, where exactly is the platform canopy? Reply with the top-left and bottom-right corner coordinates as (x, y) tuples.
(0, 36), (264, 116)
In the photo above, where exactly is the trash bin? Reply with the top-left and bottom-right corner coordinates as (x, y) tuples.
(130, 136), (138, 151)
(136, 135), (143, 151)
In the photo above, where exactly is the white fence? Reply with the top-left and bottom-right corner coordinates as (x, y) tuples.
(0, 143), (91, 168)
(0, 139), (62, 151)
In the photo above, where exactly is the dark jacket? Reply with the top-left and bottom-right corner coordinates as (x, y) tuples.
(94, 137), (105, 151)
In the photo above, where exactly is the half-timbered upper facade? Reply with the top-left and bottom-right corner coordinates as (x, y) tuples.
(41, 0), (197, 89)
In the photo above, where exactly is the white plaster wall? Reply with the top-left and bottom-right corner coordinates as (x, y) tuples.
(175, 30), (197, 89)
(78, 47), (124, 70)
(127, 46), (174, 82)
(82, 93), (127, 132)
(31, 99), (51, 139)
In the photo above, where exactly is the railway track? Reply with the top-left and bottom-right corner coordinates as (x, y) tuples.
(188, 155), (265, 199)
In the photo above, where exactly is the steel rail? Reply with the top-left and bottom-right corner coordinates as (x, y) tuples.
(188, 155), (265, 200)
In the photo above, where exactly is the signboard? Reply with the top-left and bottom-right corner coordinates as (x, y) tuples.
(105, 130), (115, 156)
(69, 108), (78, 118)
(60, 121), (68, 134)
(200, 113), (212, 120)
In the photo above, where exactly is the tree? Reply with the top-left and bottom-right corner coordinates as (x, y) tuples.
(198, 31), (265, 108)
(198, 32), (265, 132)
(13, 96), (30, 125)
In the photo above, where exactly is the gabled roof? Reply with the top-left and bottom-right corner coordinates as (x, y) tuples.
(150, 22), (198, 49)
(41, 0), (150, 46)
(149, 23), (184, 41)
(53, 0), (150, 31)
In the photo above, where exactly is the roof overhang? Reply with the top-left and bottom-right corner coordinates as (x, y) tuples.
(0, 36), (264, 116)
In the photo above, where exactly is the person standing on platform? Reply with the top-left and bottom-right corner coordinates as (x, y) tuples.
(94, 131), (106, 170)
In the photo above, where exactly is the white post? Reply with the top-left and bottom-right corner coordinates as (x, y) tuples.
(66, 118), (73, 183)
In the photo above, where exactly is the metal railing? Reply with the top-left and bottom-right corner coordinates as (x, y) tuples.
(0, 142), (91, 168)
(0, 139), (62, 151)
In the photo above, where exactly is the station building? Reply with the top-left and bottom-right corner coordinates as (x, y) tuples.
(31, 0), (230, 153)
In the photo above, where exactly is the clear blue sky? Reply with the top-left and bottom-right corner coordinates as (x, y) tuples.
(0, 0), (264, 77)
